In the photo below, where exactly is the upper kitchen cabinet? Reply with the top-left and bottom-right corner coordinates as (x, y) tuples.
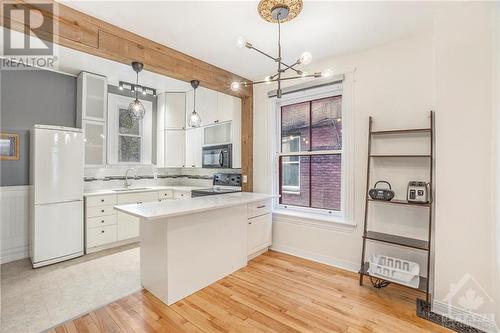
(77, 72), (108, 166)
(217, 93), (240, 124)
(186, 87), (218, 127)
(157, 92), (186, 129)
(77, 72), (108, 122)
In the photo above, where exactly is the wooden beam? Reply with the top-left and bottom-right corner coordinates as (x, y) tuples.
(1, 0), (253, 191)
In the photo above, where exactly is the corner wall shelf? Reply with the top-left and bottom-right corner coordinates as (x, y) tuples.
(359, 111), (434, 304)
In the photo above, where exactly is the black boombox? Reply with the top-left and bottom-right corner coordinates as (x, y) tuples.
(368, 181), (395, 201)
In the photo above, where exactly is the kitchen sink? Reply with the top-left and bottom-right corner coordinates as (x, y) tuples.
(112, 187), (151, 192)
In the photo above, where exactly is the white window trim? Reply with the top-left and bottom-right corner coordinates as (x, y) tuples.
(281, 134), (301, 193)
(269, 82), (355, 226)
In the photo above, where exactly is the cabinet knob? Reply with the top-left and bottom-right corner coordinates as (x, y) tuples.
(101, 209), (104, 213)
(101, 220), (104, 223)
(101, 230), (105, 233)
(101, 199), (104, 203)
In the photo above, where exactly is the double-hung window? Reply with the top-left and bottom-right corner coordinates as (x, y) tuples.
(278, 95), (344, 216)
(117, 108), (142, 163)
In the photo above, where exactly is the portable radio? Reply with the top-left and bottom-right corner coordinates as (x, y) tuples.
(368, 181), (395, 201)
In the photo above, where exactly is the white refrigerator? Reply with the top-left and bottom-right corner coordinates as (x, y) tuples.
(30, 125), (84, 268)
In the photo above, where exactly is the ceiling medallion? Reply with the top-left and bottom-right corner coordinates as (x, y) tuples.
(232, 0), (330, 98)
(258, 0), (303, 23)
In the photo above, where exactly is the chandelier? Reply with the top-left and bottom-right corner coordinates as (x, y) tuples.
(231, 0), (329, 98)
(127, 61), (146, 120)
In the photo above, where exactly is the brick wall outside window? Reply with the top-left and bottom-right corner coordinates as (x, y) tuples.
(280, 96), (343, 211)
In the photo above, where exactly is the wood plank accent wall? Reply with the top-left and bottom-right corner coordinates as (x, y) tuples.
(1, 0), (253, 191)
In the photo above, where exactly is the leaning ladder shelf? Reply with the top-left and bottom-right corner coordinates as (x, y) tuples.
(358, 111), (434, 304)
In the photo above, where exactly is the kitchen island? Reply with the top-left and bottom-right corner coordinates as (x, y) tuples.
(114, 192), (275, 305)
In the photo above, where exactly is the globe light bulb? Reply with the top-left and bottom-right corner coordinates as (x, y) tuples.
(236, 36), (246, 49)
(264, 76), (272, 84)
(230, 81), (241, 91)
(299, 51), (312, 65)
(322, 69), (333, 78)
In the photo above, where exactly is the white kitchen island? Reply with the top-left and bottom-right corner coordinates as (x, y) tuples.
(114, 192), (274, 305)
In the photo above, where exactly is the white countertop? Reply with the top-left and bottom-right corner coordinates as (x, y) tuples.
(84, 185), (204, 197)
(114, 192), (275, 220)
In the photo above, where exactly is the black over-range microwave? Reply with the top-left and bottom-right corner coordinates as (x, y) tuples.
(202, 144), (232, 168)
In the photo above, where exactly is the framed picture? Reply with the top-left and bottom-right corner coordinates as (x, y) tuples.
(0, 132), (20, 160)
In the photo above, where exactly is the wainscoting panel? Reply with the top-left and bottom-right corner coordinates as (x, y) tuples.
(0, 186), (30, 264)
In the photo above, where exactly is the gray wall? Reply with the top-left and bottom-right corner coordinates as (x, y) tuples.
(0, 67), (77, 186)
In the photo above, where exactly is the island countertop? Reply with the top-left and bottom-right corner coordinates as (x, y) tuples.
(114, 192), (276, 220)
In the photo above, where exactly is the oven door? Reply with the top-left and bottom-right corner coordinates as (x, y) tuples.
(202, 144), (232, 168)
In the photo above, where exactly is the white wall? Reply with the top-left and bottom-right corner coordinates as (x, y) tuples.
(254, 31), (434, 272)
(254, 2), (498, 330)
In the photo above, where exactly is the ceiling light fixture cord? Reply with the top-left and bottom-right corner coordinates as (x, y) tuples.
(277, 12), (282, 98)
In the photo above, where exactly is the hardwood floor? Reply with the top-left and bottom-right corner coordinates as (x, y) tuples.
(49, 251), (450, 333)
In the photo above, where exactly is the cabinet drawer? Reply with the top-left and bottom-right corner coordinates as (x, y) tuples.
(87, 215), (116, 228)
(247, 213), (272, 256)
(87, 205), (116, 218)
(174, 190), (191, 200)
(117, 191), (158, 204)
(87, 225), (117, 248)
(247, 199), (272, 218)
(86, 194), (117, 207)
(158, 190), (173, 200)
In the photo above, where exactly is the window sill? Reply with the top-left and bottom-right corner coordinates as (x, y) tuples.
(272, 209), (356, 228)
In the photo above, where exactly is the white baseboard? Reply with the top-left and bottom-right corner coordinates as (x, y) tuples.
(433, 300), (499, 333)
(270, 243), (359, 273)
(1, 245), (29, 264)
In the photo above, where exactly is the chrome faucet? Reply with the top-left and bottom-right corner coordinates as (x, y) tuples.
(125, 168), (136, 187)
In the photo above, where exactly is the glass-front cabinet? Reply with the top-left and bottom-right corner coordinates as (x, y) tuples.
(77, 71), (108, 166)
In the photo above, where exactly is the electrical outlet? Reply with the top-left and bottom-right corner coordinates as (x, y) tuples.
(242, 175), (248, 183)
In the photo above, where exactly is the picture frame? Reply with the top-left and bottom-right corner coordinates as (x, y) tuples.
(0, 132), (20, 160)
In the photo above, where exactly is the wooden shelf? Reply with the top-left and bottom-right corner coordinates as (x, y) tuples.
(359, 262), (428, 292)
(367, 198), (431, 207)
(364, 231), (429, 251)
(371, 128), (431, 135)
(370, 154), (431, 158)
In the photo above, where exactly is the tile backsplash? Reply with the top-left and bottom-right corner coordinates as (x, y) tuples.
(83, 166), (241, 192)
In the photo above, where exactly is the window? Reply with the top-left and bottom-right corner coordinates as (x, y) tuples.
(118, 108), (142, 163)
(107, 93), (152, 165)
(278, 96), (343, 213)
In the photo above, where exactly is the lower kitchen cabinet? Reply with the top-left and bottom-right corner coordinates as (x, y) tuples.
(85, 189), (188, 253)
(247, 212), (272, 257)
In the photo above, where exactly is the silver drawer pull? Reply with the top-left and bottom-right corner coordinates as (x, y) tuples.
(257, 205), (266, 209)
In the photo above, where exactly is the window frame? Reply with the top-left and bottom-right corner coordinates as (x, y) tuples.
(272, 83), (353, 224)
(117, 107), (143, 164)
(281, 134), (301, 193)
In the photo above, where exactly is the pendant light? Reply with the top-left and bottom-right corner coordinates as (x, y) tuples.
(127, 61), (146, 120)
(187, 80), (202, 127)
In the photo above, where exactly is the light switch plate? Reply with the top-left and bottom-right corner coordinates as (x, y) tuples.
(242, 175), (248, 183)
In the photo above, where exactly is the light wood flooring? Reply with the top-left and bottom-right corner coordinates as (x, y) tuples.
(49, 251), (450, 333)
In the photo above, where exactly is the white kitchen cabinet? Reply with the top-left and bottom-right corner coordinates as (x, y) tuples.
(174, 190), (191, 200)
(231, 97), (242, 169)
(82, 120), (107, 166)
(247, 213), (272, 257)
(185, 127), (204, 167)
(116, 191), (157, 241)
(217, 93), (239, 124)
(186, 87), (218, 127)
(158, 92), (186, 129)
(77, 72), (107, 122)
(164, 130), (186, 167)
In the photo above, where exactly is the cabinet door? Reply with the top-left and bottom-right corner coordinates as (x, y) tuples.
(217, 93), (239, 123)
(156, 129), (165, 167)
(165, 93), (186, 129)
(117, 211), (139, 241)
(81, 72), (107, 121)
(164, 130), (186, 167)
(185, 127), (204, 167)
(247, 214), (272, 256)
(83, 120), (106, 166)
(198, 87), (218, 126)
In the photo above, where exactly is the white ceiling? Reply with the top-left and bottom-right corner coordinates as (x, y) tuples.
(60, 1), (436, 81)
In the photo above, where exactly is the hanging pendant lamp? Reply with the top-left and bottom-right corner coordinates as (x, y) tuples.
(187, 80), (202, 127)
(127, 61), (146, 120)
